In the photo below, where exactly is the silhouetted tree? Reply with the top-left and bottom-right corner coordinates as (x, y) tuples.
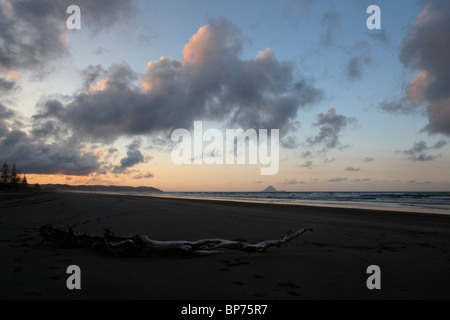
(1, 162), (36, 192)
(21, 175), (28, 188)
(10, 163), (19, 186)
(1, 162), (10, 184)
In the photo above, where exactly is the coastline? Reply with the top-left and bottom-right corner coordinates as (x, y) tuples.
(148, 192), (450, 216)
(1, 191), (450, 299)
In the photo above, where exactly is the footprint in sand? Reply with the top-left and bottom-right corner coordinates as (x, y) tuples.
(279, 282), (301, 289)
(279, 282), (303, 297)
(219, 258), (250, 271)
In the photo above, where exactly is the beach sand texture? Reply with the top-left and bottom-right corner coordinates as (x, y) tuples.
(1, 192), (450, 300)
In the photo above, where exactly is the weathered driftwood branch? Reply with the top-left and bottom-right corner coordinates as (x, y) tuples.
(39, 225), (313, 257)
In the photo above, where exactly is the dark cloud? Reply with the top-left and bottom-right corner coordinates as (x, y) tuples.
(402, 140), (447, 161)
(0, 129), (100, 175)
(281, 135), (299, 149)
(302, 151), (312, 159)
(35, 17), (323, 142)
(0, 0), (66, 72)
(80, 65), (106, 91)
(378, 98), (424, 115)
(345, 166), (360, 172)
(113, 139), (147, 174)
(382, 1), (450, 135)
(298, 160), (313, 169)
(1, 103), (100, 175)
(0, 103), (14, 119)
(306, 108), (357, 150)
(0, 76), (16, 93)
(367, 29), (389, 45)
(363, 157), (374, 163)
(0, 103), (15, 136)
(0, 0), (137, 74)
(346, 56), (372, 81)
(321, 11), (340, 45)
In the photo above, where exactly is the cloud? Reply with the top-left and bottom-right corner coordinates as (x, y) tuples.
(367, 29), (389, 45)
(1, 103), (100, 176)
(75, 0), (137, 33)
(0, 0), (137, 75)
(306, 108), (357, 150)
(132, 172), (154, 179)
(328, 177), (347, 183)
(0, 103), (15, 136)
(363, 157), (374, 163)
(283, 0), (315, 16)
(346, 56), (372, 81)
(79, 65), (107, 92)
(279, 178), (307, 185)
(0, 76), (16, 93)
(321, 11), (340, 46)
(298, 160), (313, 169)
(381, 1), (450, 135)
(35, 17), (323, 142)
(281, 135), (299, 149)
(345, 167), (360, 172)
(302, 151), (312, 159)
(402, 140), (447, 161)
(94, 47), (108, 56)
(113, 139), (147, 174)
(0, 129), (100, 175)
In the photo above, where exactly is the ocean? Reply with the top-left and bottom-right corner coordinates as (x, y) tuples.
(150, 191), (450, 215)
(70, 190), (450, 215)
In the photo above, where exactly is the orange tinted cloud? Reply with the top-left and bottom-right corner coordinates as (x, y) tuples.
(88, 78), (109, 93)
(7, 69), (20, 81)
(407, 71), (433, 101)
(182, 25), (212, 65)
(140, 57), (176, 92)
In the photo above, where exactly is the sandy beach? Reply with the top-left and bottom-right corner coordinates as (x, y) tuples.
(1, 191), (450, 300)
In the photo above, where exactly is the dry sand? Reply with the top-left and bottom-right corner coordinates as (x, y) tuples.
(1, 191), (449, 300)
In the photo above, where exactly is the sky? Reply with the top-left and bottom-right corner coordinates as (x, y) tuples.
(0, 0), (449, 192)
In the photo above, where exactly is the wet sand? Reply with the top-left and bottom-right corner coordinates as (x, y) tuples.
(1, 191), (450, 300)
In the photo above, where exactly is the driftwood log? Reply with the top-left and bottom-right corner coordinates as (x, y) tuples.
(39, 224), (313, 257)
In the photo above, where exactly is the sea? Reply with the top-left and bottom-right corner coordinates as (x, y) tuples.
(98, 191), (450, 216)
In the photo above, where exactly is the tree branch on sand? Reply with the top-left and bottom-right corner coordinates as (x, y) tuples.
(39, 225), (313, 257)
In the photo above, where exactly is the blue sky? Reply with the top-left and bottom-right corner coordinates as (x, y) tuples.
(1, 0), (449, 191)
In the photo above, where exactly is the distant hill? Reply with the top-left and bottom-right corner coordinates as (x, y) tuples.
(260, 185), (278, 192)
(42, 184), (163, 193)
